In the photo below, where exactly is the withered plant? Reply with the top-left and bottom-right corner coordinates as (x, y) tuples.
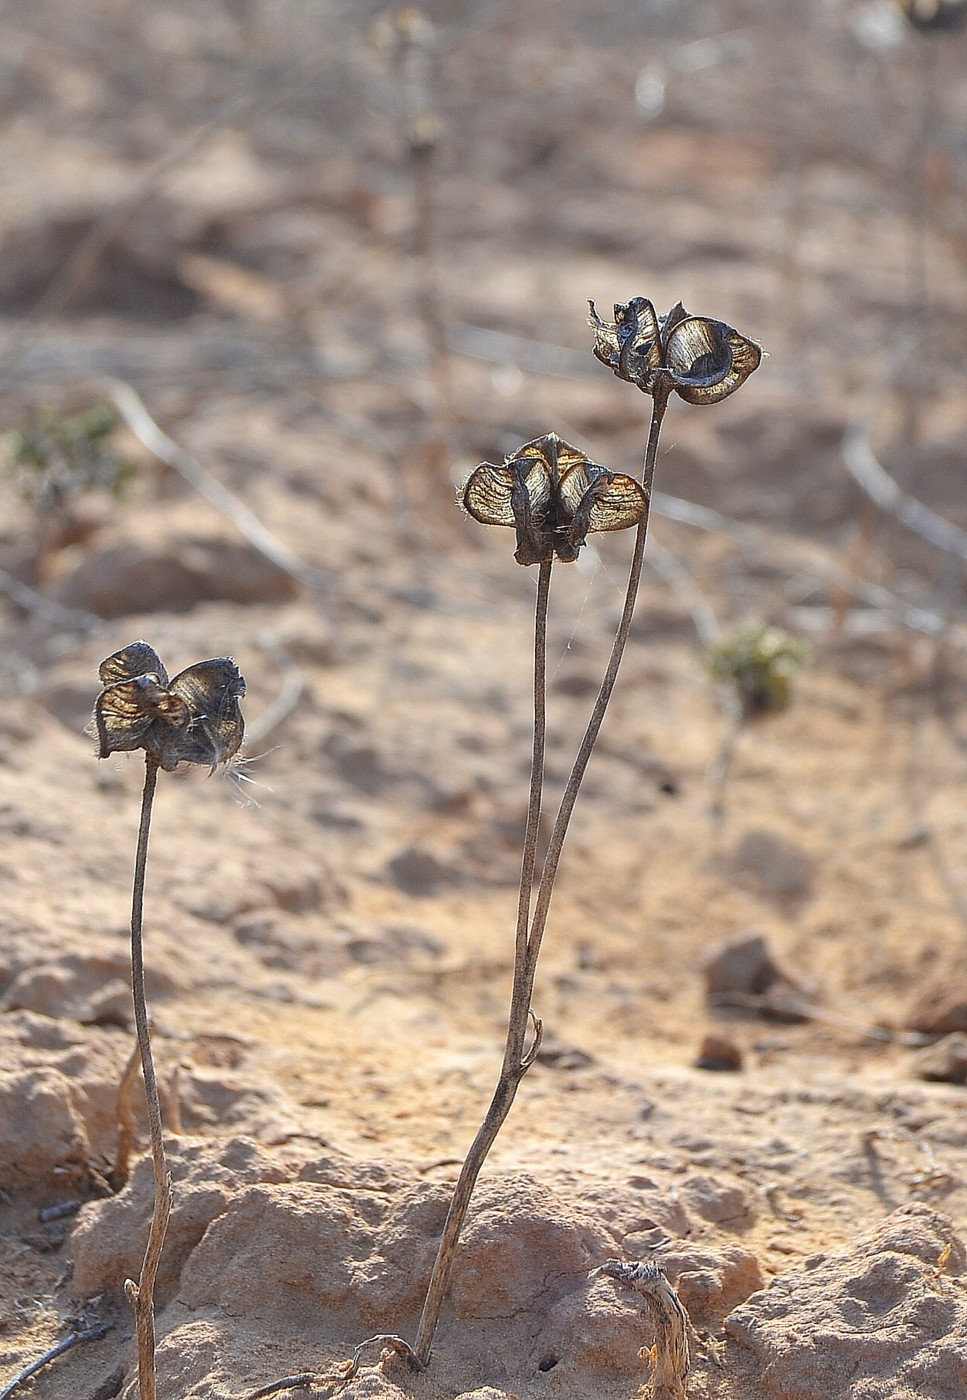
(93, 641), (245, 1400)
(409, 298), (762, 1364)
(594, 1259), (691, 1400)
(249, 297), (760, 1397)
(370, 7), (455, 504)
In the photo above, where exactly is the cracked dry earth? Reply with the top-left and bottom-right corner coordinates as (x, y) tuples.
(4, 2), (967, 1399)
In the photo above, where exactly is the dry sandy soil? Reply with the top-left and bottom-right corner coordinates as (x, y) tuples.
(3, 3), (967, 1398)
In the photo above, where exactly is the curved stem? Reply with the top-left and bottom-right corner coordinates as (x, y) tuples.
(519, 392), (668, 1006)
(125, 755), (171, 1400)
(413, 556), (552, 1366)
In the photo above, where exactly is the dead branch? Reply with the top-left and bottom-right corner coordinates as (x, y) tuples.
(842, 412), (967, 563)
(245, 659), (304, 748)
(108, 1038), (142, 1192)
(708, 990), (932, 1046)
(645, 538), (720, 649)
(594, 1259), (690, 1400)
(244, 1335), (419, 1400)
(653, 489), (960, 644)
(0, 565), (103, 632)
(106, 381), (330, 592)
(0, 1322), (113, 1400)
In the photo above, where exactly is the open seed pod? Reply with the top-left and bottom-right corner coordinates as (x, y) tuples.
(589, 297), (761, 404)
(461, 432), (648, 566)
(94, 640), (245, 772)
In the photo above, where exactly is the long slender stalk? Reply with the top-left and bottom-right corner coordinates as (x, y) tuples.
(519, 393), (668, 1007)
(413, 556), (552, 1365)
(124, 754), (172, 1400)
(414, 393), (669, 1366)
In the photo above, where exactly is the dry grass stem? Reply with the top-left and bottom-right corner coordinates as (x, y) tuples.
(595, 1260), (690, 1400)
(842, 410), (967, 563)
(245, 657), (304, 747)
(655, 487), (959, 644)
(106, 380), (330, 591)
(0, 565), (103, 632)
(166, 1061), (185, 1136)
(124, 755), (172, 1400)
(708, 989), (933, 1046)
(245, 1334), (418, 1399)
(413, 558), (552, 1363)
(645, 538), (720, 650)
(0, 62), (331, 384)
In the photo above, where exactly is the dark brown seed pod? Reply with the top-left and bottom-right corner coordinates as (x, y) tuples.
(461, 432), (648, 566)
(94, 641), (245, 772)
(589, 297), (761, 404)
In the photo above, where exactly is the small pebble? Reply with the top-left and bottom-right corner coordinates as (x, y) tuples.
(913, 1032), (967, 1085)
(696, 1032), (743, 1072)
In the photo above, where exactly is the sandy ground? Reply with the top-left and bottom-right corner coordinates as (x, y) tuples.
(3, 3), (967, 1398)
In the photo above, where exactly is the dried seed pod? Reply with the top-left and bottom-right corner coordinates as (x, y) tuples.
(663, 314), (763, 405)
(589, 297), (761, 404)
(95, 641), (245, 772)
(461, 432), (647, 566)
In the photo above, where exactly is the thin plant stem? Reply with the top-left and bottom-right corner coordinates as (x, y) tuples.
(124, 754), (172, 1400)
(414, 394), (669, 1365)
(518, 391), (668, 1012)
(510, 557), (552, 1033)
(413, 556), (552, 1365)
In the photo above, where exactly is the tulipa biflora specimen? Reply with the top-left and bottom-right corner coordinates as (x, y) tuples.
(249, 297), (760, 1395)
(93, 642), (245, 1400)
(408, 299), (761, 1365)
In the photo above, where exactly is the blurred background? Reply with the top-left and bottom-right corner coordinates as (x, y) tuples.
(2, 1), (967, 652)
(2, 0), (967, 1068)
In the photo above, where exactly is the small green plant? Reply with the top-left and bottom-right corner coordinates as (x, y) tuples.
(4, 402), (135, 513)
(708, 623), (806, 720)
(93, 641), (245, 1400)
(705, 623), (806, 832)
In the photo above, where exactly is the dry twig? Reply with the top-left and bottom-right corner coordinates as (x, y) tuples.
(106, 380), (330, 592)
(0, 565), (103, 632)
(709, 989), (932, 1045)
(244, 1335), (418, 1399)
(0, 60), (331, 383)
(594, 1259), (690, 1400)
(842, 411), (967, 563)
(0, 1322), (113, 1400)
